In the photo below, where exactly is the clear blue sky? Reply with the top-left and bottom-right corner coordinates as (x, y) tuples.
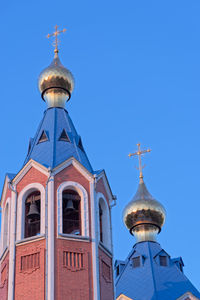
(1, 0), (200, 290)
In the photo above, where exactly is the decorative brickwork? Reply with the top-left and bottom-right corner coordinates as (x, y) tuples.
(55, 239), (93, 300)
(15, 239), (45, 300)
(21, 252), (40, 272)
(1, 263), (8, 284)
(99, 246), (114, 300)
(102, 260), (111, 282)
(63, 251), (84, 271)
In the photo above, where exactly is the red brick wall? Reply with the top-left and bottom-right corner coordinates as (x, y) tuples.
(0, 251), (9, 300)
(99, 247), (114, 300)
(55, 238), (93, 300)
(54, 165), (93, 300)
(15, 239), (46, 300)
(16, 167), (47, 194)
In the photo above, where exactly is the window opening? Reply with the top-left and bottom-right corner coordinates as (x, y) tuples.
(28, 138), (33, 154)
(38, 130), (48, 143)
(62, 190), (81, 235)
(3, 204), (9, 250)
(59, 129), (70, 142)
(159, 255), (167, 266)
(116, 265), (120, 276)
(179, 263), (183, 272)
(78, 138), (84, 152)
(25, 191), (40, 238)
(133, 256), (140, 268)
(99, 204), (103, 242)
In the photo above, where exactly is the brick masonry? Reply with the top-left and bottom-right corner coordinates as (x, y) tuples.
(0, 163), (114, 300)
(0, 251), (9, 300)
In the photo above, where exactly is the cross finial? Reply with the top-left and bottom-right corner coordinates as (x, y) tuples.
(47, 25), (67, 54)
(128, 143), (151, 181)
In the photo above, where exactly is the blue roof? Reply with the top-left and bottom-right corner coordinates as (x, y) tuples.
(23, 107), (93, 172)
(115, 241), (200, 300)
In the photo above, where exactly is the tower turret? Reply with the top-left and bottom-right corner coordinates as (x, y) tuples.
(0, 27), (115, 300)
(116, 143), (200, 300)
(123, 143), (166, 242)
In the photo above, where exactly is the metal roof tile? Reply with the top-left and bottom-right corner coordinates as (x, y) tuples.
(115, 241), (200, 300)
(23, 107), (93, 172)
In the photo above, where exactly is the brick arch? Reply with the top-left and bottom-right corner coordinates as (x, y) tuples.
(1, 198), (10, 254)
(16, 183), (45, 240)
(57, 181), (89, 237)
(97, 192), (112, 251)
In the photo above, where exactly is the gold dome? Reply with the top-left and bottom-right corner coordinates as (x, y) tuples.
(123, 179), (166, 242)
(38, 52), (74, 108)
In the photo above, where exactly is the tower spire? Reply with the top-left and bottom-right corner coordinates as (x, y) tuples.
(128, 143), (151, 181)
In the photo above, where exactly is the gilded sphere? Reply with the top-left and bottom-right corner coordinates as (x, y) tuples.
(38, 54), (74, 102)
(123, 180), (166, 234)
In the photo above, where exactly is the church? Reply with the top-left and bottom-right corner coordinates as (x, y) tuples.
(0, 26), (199, 300)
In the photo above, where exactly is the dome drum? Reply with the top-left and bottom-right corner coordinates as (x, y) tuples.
(130, 221), (161, 235)
(41, 83), (72, 102)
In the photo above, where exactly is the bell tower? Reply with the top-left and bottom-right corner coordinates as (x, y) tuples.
(0, 26), (116, 300)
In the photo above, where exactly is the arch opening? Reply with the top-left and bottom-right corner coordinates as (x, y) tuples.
(3, 203), (9, 250)
(24, 191), (41, 238)
(62, 189), (81, 235)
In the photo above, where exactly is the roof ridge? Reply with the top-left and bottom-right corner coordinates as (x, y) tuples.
(52, 108), (57, 168)
(23, 110), (47, 165)
(147, 241), (159, 300)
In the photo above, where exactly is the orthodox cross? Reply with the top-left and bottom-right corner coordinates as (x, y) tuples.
(128, 143), (151, 179)
(47, 25), (66, 53)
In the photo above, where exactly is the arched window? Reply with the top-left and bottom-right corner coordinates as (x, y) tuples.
(98, 195), (112, 251)
(3, 203), (9, 250)
(99, 203), (103, 243)
(25, 191), (40, 238)
(62, 189), (81, 235)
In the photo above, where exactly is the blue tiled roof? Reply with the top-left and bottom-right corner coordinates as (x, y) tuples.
(115, 241), (200, 300)
(23, 107), (93, 172)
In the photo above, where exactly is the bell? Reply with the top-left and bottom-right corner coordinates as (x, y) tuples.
(27, 202), (40, 220)
(64, 199), (75, 213)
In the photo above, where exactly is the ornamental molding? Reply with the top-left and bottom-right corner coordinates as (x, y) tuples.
(57, 181), (89, 237)
(96, 192), (112, 251)
(0, 176), (9, 207)
(117, 294), (133, 300)
(177, 292), (199, 300)
(0, 197), (11, 255)
(16, 182), (46, 241)
(95, 171), (115, 206)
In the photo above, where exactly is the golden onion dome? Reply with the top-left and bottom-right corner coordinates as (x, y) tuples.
(123, 178), (166, 242)
(38, 52), (74, 108)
